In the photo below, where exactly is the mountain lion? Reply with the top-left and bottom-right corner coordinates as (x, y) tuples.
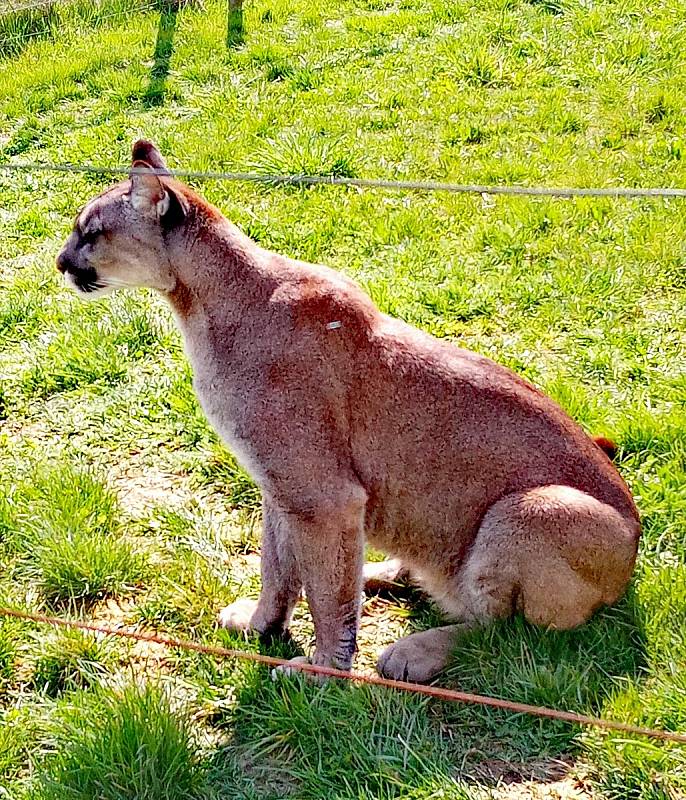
(56, 140), (640, 682)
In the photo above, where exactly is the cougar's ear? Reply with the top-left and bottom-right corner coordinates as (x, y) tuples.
(131, 139), (170, 174)
(128, 160), (189, 224)
(160, 180), (190, 229)
(129, 160), (170, 216)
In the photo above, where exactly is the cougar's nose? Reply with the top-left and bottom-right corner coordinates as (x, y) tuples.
(56, 248), (72, 274)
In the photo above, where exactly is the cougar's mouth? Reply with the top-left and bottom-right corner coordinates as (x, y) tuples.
(63, 268), (114, 298)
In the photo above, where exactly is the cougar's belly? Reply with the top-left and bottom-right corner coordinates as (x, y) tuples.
(363, 482), (478, 579)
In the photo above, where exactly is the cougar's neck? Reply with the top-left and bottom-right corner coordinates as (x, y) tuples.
(162, 212), (282, 369)
(165, 213), (278, 324)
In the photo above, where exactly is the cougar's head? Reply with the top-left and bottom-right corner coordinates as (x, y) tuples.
(56, 140), (189, 298)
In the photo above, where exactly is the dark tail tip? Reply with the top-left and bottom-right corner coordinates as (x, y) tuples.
(593, 436), (618, 461)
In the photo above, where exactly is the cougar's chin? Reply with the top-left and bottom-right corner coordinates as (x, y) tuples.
(63, 270), (117, 300)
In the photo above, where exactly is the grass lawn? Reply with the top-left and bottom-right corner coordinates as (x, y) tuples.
(0, 0), (685, 797)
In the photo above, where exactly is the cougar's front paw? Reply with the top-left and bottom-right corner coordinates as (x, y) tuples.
(270, 652), (351, 683)
(270, 656), (312, 681)
(217, 598), (260, 632)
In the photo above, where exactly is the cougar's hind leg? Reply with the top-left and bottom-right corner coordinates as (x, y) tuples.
(377, 486), (638, 682)
(363, 558), (412, 594)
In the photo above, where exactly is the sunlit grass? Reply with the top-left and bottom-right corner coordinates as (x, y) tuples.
(0, 0), (685, 797)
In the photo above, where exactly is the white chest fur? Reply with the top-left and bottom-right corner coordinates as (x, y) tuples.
(193, 373), (265, 484)
(179, 313), (265, 485)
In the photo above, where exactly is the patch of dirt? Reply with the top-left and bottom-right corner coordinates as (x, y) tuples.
(356, 593), (413, 674)
(90, 596), (137, 626)
(108, 462), (192, 517)
(472, 758), (596, 799)
(4, 418), (58, 450)
(89, 597), (172, 674)
(128, 635), (173, 672)
(490, 776), (594, 800)
(237, 552), (261, 572)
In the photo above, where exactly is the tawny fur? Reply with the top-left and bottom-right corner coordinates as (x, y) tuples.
(56, 141), (641, 682)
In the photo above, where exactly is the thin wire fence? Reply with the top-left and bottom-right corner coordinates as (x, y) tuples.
(0, 0), (161, 50)
(1, 0), (684, 200)
(0, 0), (159, 17)
(2, 160), (686, 199)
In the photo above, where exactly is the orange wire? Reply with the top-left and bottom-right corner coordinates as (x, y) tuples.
(1, 606), (684, 745)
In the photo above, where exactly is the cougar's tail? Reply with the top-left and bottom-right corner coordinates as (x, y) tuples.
(593, 436), (618, 461)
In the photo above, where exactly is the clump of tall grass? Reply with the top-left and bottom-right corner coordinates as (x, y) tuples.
(20, 463), (146, 604)
(35, 682), (210, 800)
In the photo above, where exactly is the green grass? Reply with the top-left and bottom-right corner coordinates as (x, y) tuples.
(30, 627), (117, 696)
(0, 706), (42, 787)
(0, 0), (165, 60)
(34, 683), (210, 800)
(216, 678), (470, 800)
(5, 463), (148, 605)
(0, 616), (22, 684)
(0, 0), (686, 797)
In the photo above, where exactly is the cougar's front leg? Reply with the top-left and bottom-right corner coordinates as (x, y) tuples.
(218, 497), (302, 636)
(284, 485), (367, 671)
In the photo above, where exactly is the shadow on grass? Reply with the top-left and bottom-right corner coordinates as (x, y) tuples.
(203, 589), (647, 798)
(226, 0), (243, 48)
(143, 0), (178, 107)
(435, 588), (647, 777)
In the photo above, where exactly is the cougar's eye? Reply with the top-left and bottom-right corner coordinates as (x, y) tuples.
(81, 229), (100, 246)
